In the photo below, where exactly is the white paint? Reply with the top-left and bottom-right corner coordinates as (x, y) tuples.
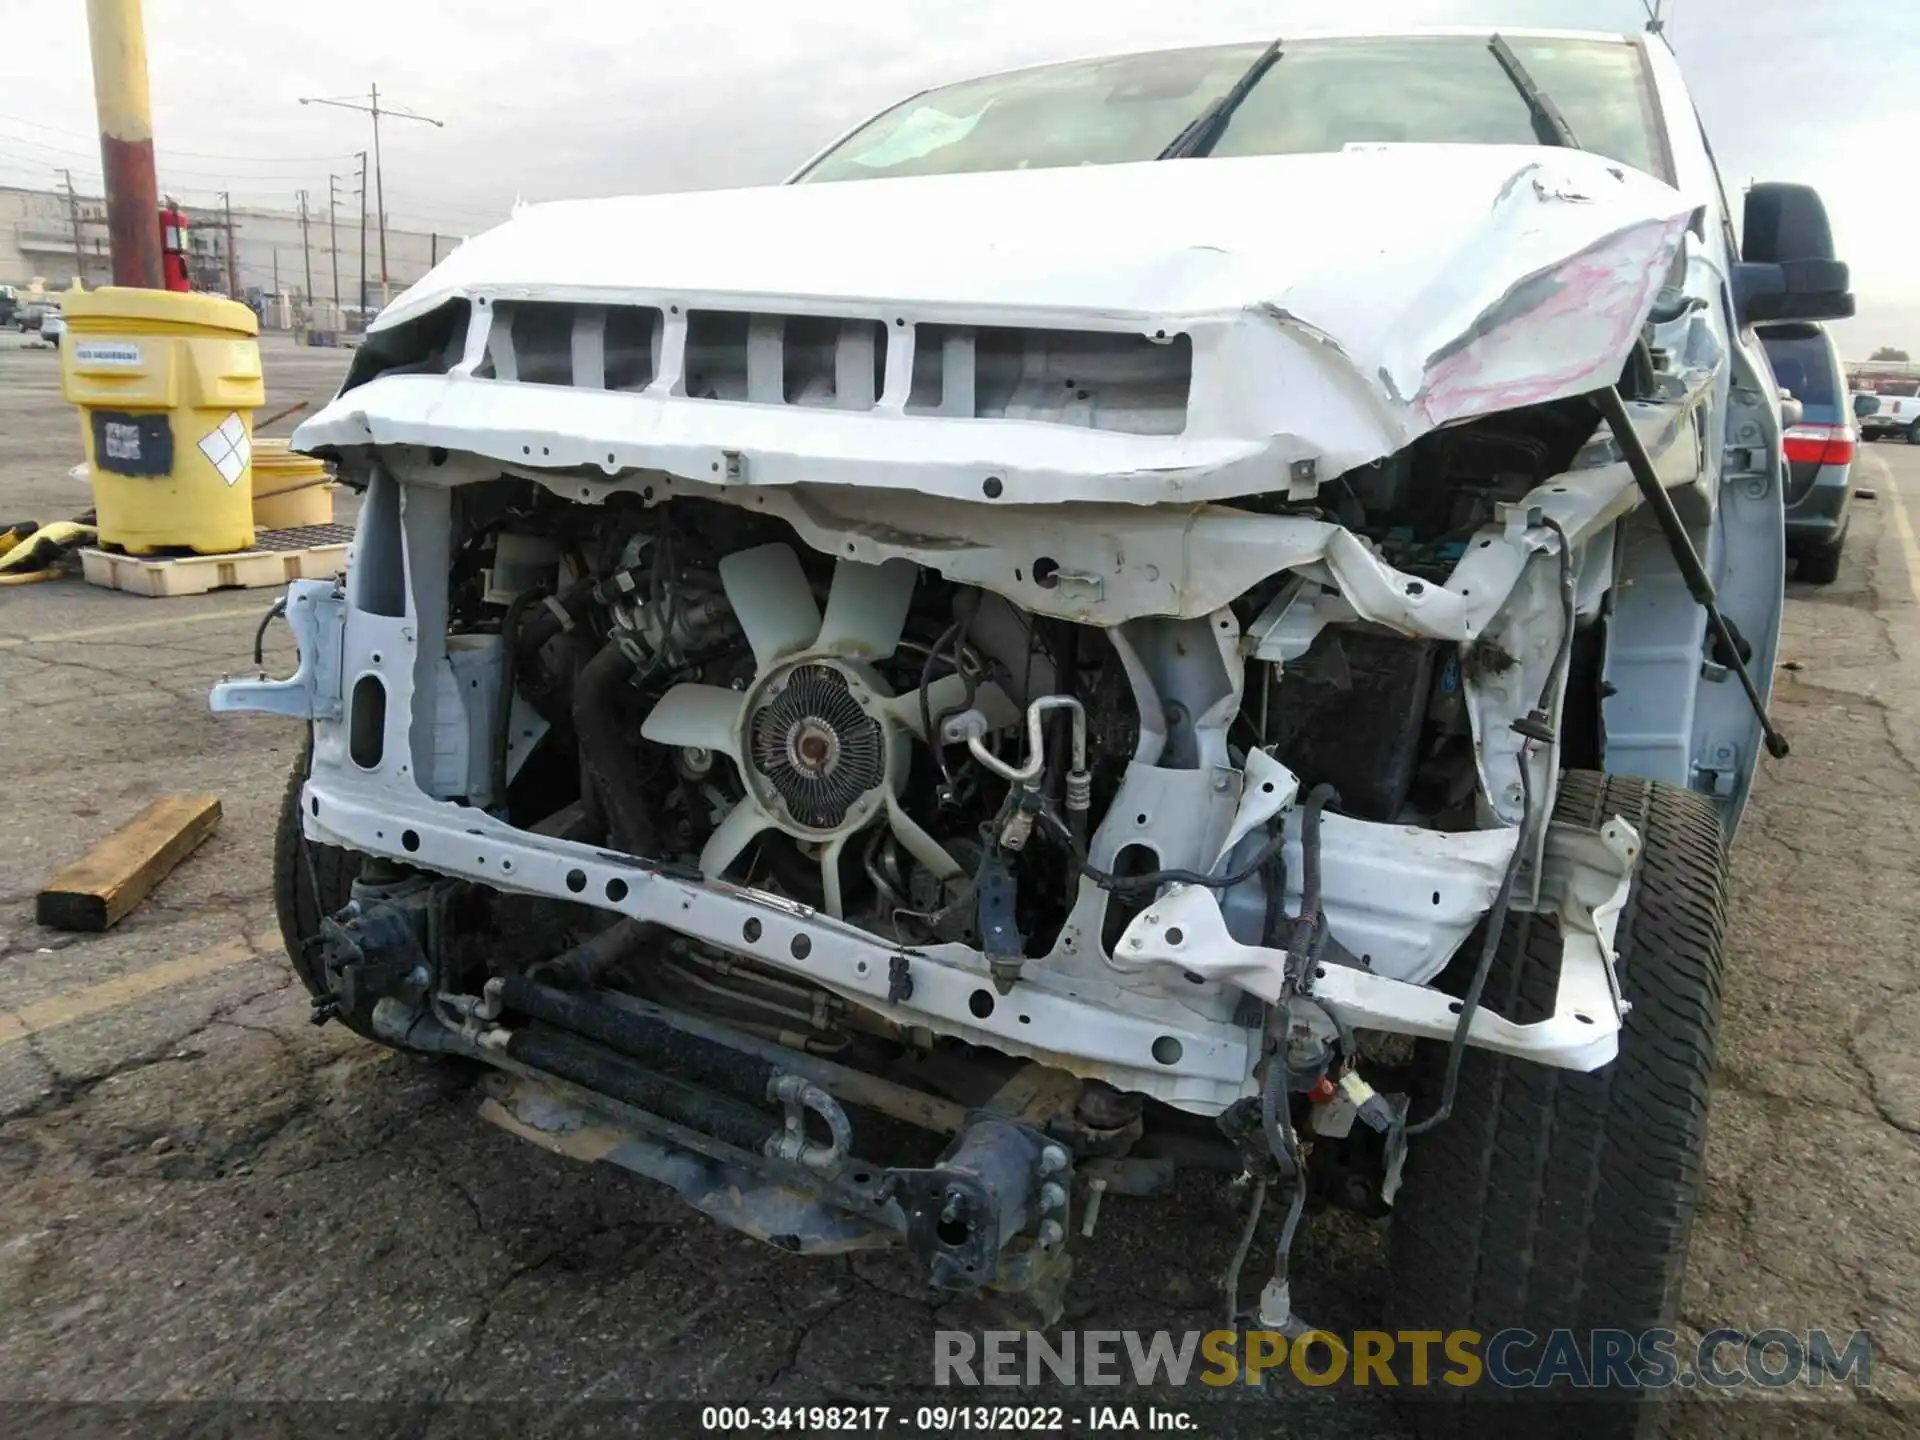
(300, 143), (1692, 499)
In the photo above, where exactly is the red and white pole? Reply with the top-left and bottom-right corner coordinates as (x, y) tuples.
(85, 0), (165, 289)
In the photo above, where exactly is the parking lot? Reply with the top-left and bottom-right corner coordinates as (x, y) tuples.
(1, 333), (1917, 1435)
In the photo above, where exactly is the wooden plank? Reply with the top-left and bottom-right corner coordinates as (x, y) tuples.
(35, 795), (222, 933)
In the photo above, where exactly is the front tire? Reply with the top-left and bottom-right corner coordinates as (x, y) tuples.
(273, 736), (376, 1036)
(1907, 420), (1920, 445)
(1387, 772), (1727, 1436)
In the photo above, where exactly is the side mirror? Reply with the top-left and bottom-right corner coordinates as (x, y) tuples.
(1735, 182), (1854, 326)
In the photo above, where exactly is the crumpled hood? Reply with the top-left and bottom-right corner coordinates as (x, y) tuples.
(378, 144), (1691, 409)
(303, 145), (1694, 502)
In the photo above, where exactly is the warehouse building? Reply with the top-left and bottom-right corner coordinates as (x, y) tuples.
(0, 183), (481, 325)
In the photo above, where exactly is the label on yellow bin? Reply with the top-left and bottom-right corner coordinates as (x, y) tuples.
(196, 412), (251, 487)
(89, 410), (173, 477)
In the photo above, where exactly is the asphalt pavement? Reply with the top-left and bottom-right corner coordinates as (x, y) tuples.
(0, 333), (1915, 1436)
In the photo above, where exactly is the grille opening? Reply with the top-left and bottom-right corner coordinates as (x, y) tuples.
(504, 302), (576, 386)
(909, 324), (1191, 434)
(605, 305), (662, 391)
(683, 310), (752, 400)
(783, 316), (888, 410)
(340, 298), (470, 393)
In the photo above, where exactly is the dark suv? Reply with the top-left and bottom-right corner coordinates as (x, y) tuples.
(1761, 322), (1855, 584)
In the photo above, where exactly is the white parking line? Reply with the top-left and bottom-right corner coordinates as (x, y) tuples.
(0, 606), (263, 651)
(1878, 454), (1920, 606)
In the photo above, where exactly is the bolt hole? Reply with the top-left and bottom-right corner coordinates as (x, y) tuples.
(852, 1170), (873, 1184)
(856, 960), (868, 975)
(1315, 967), (1327, 980)
(371, 652), (382, 664)
(565, 869), (586, 894)
(1432, 890), (1442, 906)
(429, 446), (448, 466)
(1261, 781), (1275, 794)
(605, 877), (629, 902)
(401, 830), (420, 853)
(1575, 1012), (1595, 1025)
(968, 989), (995, 1019)
(607, 453), (616, 465)
(476, 856), (486, 866)
(522, 446), (531, 455)
(1165, 926), (1185, 946)
(500, 859), (513, 872)
(1033, 557), (1060, 589)
(1151, 1036), (1184, 1066)
(791, 934), (812, 960)
(743, 918), (762, 943)
(310, 797), (319, 816)
(1447, 1000), (1463, 1014)
(982, 476), (1003, 499)
(1406, 581), (1425, 596)
(1018, 1014), (1031, 1024)
(1478, 538), (1492, 548)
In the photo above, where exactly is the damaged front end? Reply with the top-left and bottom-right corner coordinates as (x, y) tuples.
(216, 139), (1727, 1314)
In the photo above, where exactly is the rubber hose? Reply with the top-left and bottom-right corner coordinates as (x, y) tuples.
(573, 640), (659, 857)
(528, 916), (659, 988)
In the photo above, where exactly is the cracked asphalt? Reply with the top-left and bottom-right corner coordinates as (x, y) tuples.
(0, 332), (1915, 1436)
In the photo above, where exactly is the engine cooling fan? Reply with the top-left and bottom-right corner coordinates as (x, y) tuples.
(640, 542), (1015, 917)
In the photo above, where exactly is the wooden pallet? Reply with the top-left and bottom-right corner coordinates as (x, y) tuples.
(80, 523), (353, 598)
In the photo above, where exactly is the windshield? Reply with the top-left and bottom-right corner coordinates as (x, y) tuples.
(798, 35), (1665, 185)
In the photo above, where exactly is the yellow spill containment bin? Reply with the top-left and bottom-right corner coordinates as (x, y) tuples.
(60, 287), (264, 555)
(250, 437), (334, 530)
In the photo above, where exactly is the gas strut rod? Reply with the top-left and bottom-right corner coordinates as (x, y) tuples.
(1592, 386), (1790, 759)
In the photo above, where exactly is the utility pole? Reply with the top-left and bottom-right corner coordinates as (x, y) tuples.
(356, 150), (368, 322)
(297, 189), (313, 307)
(220, 191), (238, 299)
(83, 0), (164, 288)
(327, 172), (344, 308)
(299, 84), (443, 308)
(58, 168), (86, 284)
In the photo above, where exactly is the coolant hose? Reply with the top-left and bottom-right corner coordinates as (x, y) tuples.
(528, 916), (659, 988)
(574, 640), (660, 857)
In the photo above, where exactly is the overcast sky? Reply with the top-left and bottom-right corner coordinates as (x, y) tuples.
(1, 0), (1911, 355)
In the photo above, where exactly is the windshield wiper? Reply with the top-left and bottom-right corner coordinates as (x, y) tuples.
(1488, 34), (1579, 149)
(1159, 39), (1283, 160)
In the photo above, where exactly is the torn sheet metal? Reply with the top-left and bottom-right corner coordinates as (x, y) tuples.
(299, 145), (1693, 502)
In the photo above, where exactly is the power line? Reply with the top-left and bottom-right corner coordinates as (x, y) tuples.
(0, 110), (358, 163)
(299, 83), (445, 305)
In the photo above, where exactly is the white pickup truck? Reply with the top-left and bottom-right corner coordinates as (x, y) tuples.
(1857, 389), (1920, 443)
(219, 25), (1853, 1428)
